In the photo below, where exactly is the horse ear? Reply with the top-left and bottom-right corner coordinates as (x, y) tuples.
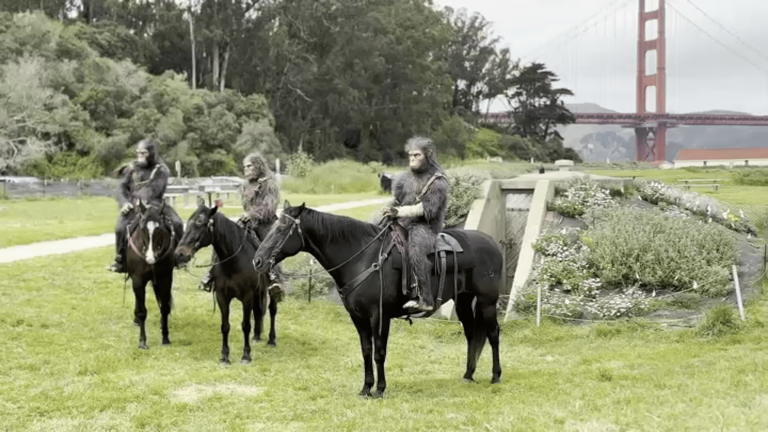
(208, 205), (218, 217)
(283, 200), (291, 210)
(196, 196), (206, 207)
(298, 202), (306, 213)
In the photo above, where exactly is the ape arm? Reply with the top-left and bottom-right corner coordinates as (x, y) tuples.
(245, 177), (280, 223)
(117, 164), (133, 207)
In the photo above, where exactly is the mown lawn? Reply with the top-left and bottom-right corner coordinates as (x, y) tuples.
(2, 231), (768, 430)
(0, 193), (383, 248)
(585, 168), (768, 206)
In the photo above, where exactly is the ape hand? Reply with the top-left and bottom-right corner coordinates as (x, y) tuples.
(121, 203), (133, 214)
(382, 206), (399, 218)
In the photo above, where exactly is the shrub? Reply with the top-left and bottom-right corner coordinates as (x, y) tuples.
(634, 180), (757, 235)
(549, 178), (616, 218)
(443, 168), (487, 227)
(584, 206), (738, 295)
(281, 159), (383, 194)
(731, 168), (768, 186)
(286, 150), (314, 178)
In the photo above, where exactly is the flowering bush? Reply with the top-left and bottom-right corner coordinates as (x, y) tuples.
(634, 180), (757, 235)
(514, 203), (740, 320)
(549, 178), (616, 218)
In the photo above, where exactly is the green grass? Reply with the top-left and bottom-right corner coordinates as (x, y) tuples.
(0, 193), (383, 248)
(2, 243), (768, 430)
(584, 167), (768, 206)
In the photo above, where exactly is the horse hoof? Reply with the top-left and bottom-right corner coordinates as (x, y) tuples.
(220, 359), (230, 366)
(359, 389), (372, 398)
(373, 390), (385, 399)
(267, 341), (276, 347)
(241, 358), (251, 365)
(463, 378), (476, 384)
(162, 339), (171, 345)
(139, 343), (148, 350)
(491, 377), (501, 384)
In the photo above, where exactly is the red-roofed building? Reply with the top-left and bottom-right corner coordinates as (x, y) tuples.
(673, 147), (768, 168)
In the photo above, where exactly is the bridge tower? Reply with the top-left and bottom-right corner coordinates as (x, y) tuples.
(633, 0), (668, 162)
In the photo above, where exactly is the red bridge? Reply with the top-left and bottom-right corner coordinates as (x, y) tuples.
(481, 0), (768, 162)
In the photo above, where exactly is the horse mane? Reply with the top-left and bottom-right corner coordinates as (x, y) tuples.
(301, 208), (381, 243)
(212, 211), (259, 251)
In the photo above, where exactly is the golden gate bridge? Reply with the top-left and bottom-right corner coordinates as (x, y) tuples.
(482, 0), (768, 162)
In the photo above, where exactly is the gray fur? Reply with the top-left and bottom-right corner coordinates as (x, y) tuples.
(240, 153), (280, 225)
(392, 136), (450, 301)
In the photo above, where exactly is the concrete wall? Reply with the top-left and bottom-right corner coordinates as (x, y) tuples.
(674, 158), (768, 168)
(503, 180), (555, 321)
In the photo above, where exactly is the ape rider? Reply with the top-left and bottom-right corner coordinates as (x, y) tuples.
(107, 138), (184, 273)
(381, 136), (450, 312)
(199, 153), (286, 301)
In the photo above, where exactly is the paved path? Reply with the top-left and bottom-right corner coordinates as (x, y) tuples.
(0, 198), (389, 264)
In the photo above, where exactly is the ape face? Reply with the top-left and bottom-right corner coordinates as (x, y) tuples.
(409, 149), (426, 171)
(136, 142), (150, 168)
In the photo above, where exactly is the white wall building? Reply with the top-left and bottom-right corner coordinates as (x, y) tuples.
(673, 147), (768, 168)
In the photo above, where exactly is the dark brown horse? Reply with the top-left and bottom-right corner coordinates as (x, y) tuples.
(174, 198), (278, 365)
(125, 200), (183, 349)
(252, 201), (503, 397)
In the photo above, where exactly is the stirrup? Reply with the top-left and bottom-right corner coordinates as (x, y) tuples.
(268, 283), (284, 302)
(199, 275), (214, 292)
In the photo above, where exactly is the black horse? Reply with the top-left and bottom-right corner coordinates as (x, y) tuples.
(125, 200), (183, 349)
(252, 201), (503, 397)
(174, 198), (278, 365)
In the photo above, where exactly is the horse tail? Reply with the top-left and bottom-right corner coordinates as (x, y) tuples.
(470, 300), (488, 363)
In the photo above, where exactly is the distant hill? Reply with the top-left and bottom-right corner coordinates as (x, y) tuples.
(556, 103), (768, 162)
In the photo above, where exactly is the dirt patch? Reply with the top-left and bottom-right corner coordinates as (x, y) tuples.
(170, 383), (263, 403)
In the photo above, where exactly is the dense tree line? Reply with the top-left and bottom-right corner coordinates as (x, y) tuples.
(0, 1), (579, 177)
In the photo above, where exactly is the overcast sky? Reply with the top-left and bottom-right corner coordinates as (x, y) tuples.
(434, 0), (768, 115)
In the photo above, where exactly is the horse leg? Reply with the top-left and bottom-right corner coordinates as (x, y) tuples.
(267, 293), (278, 346)
(478, 297), (502, 384)
(372, 317), (391, 398)
(455, 293), (479, 382)
(217, 291), (232, 365)
(252, 287), (265, 343)
(350, 315), (375, 397)
(241, 297), (252, 364)
(154, 272), (173, 345)
(132, 277), (149, 350)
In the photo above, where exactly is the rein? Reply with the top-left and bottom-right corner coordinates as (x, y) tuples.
(266, 213), (392, 276)
(192, 216), (249, 269)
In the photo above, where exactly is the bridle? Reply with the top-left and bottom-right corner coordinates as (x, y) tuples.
(127, 212), (176, 265)
(259, 210), (391, 275)
(189, 214), (248, 268)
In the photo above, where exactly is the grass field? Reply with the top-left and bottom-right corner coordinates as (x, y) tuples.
(0, 193), (384, 248)
(584, 168), (768, 206)
(2, 244), (767, 430)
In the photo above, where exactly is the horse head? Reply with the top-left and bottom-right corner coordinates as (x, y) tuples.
(133, 199), (175, 265)
(252, 200), (306, 272)
(174, 196), (218, 266)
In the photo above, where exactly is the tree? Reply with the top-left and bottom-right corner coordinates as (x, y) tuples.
(505, 62), (576, 141)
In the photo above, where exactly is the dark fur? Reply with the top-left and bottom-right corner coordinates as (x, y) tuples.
(115, 139), (183, 262)
(126, 202), (183, 349)
(206, 153), (285, 285)
(253, 203), (503, 397)
(393, 136), (450, 304)
(175, 200), (279, 364)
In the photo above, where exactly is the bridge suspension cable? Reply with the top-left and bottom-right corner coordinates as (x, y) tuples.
(666, 1), (768, 74)
(519, 0), (632, 61)
(677, 0), (768, 64)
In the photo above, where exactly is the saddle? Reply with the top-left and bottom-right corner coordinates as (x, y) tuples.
(388, 223), (476, 304)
